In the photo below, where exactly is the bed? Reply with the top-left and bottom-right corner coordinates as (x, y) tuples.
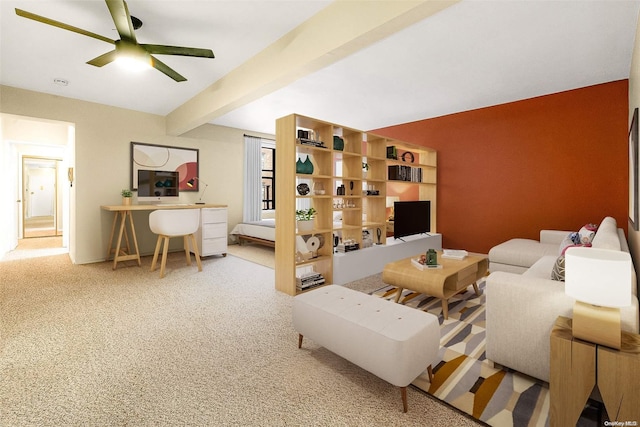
(230, 219), (276, 247)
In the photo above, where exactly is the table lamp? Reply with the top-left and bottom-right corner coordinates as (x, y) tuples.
(564, 247), (631, 349)
(386, 196), (400, 220)
(187, 177), (208, 205)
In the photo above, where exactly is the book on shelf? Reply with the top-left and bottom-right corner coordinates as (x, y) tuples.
(297, 138), (327, 148)
(295, 266), (325, 290)
(442, 249), (468, 260)
(388, 165), (422, 182)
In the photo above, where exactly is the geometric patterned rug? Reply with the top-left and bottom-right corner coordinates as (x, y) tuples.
(372, 281), (551, 427)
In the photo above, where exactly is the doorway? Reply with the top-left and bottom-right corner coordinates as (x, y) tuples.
(22, 157), (61, 238)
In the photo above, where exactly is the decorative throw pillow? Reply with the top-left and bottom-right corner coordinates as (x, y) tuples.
(561, 242), (592, 256)
(559, 232), (581, 255)
(551, 255), (566, 282)
(578, 223), (598, 244)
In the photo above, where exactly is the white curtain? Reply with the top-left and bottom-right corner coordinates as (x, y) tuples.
(243, 135), (262, 222)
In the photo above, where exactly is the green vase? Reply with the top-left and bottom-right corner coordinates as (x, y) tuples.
(333, 135), (344, 151)
(302, 155), (314, 174)
(296, 158), (304, 174)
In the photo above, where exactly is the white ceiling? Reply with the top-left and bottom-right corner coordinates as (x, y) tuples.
(2, 1), (639, 136)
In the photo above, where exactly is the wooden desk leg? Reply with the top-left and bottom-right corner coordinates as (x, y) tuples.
(113, 211), (127, 270)
(107, 212), (119, 260)
(550, 328), (596, 426)
(126, 211), (141, 266)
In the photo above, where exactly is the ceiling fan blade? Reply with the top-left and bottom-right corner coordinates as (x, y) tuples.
(87, 50), (118, 67)
(15, 8), (115, 45)
(141, 44), (215, 59)
(150, 56), (187, 82)
(105, 0), (137, 43)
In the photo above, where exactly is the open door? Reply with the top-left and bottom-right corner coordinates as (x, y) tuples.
(22, 157), (61, 238)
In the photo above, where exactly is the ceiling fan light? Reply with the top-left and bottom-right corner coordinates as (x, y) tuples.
(115, 52), (151, 72)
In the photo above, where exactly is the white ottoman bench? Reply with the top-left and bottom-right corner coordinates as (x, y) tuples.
(293, 285), (440, 412)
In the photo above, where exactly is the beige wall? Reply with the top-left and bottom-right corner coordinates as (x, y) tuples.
(630, 17), (640, 279)
(0, 85), (274, 264)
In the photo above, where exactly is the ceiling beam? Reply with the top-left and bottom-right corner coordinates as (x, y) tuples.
(165, 0), (459, 136)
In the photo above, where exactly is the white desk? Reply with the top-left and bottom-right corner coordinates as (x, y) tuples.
(101, 203), (227, 270)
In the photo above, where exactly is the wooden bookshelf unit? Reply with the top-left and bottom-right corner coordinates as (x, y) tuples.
(275, 114), (437, 295)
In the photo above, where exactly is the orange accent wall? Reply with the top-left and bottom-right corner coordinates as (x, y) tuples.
(374, 80), (629, 254)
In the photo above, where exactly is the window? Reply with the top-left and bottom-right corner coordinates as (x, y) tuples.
(261, 145), (275, 210)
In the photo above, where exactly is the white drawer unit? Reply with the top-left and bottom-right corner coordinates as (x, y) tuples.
(194, 207), (228, 257)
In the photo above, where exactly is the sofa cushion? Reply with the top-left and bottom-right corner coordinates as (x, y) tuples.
(523, 255), (558, 279)
(591, 217), (621, 251)
(489, 239), (559, 269)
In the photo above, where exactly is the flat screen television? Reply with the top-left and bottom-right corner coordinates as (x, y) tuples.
(137, 169), (180, 203)
(393, 200), (431, 239)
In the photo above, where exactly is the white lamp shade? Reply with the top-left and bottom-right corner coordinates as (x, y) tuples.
(565, 247), (631, 308)
(386, 196), (400, 208)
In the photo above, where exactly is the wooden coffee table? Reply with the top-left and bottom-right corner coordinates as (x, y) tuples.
(382, 252), (488, 319)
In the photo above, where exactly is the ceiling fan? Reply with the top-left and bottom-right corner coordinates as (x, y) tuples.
(15, 0), (214, 82)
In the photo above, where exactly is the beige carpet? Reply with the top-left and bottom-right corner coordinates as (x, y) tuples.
(1, 236), (67, 261)
(0, 252), (479, 426)
(225, 242), (275, 269)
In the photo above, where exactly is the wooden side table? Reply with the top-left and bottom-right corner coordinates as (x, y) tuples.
(550, 316), (640, 426)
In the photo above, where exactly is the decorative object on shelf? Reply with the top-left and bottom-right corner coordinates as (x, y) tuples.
(296, 183), (310, 195)
(337, 184), (345, 195)
(387, 146), (398, 160)
(565, 247), (632, 349)
(121, 189), (133, 206)
(362, 230), (373, 248)
(362, 162), (369, 178)
(401, 151), (415, 163)
(333, 135), (344, 151)
(336, 238), (359, 253)
(296, 207), (316, 232)
(349, 181), (354, 195)
(312, 182), (325, 195)
(296, 155), (314, 174)
(187, 177), (209, 204)
(303, 155), (314, 174)
(376, 228), (382, 244)
(306, 236), (320, 257)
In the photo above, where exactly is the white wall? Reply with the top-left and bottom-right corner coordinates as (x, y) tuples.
(1, 113), (71, 256)
(0, 85), (274, 264)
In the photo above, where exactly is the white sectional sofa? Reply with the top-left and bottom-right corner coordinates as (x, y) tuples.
(485, 216), (640, 383)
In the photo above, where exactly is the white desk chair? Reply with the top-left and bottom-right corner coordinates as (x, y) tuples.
(149, 209), (203, 278)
